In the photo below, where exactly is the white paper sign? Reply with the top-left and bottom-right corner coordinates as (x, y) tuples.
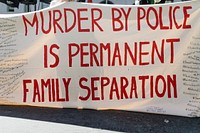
(0, 1), (200, 117)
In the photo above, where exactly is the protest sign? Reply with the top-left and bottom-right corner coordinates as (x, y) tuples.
(0, 1), (200, 117)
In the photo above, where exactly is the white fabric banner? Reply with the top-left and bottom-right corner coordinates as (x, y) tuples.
(0, 1), (200, 117)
